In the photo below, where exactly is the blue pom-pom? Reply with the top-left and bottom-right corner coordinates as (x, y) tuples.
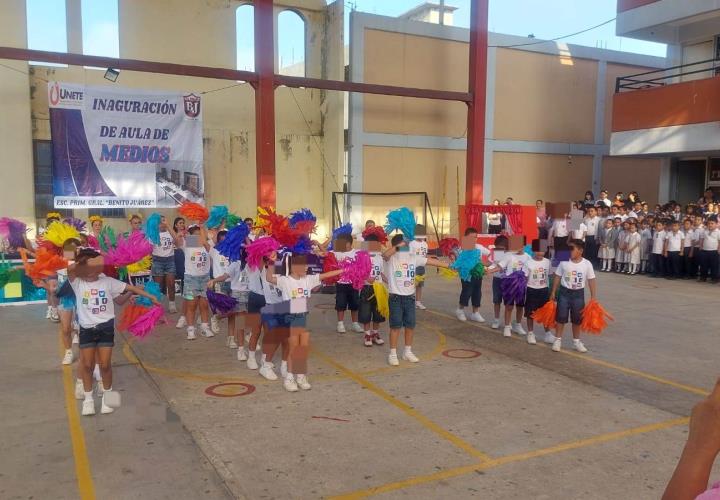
(450, 249), (481, 282)
(145, 213), (161, 245)
(385, 207), (416, 240)
(216, 222), (250, 262)
(328, 222), (353, 250)
(135, 281), (164, 307)
(289, 208), (316, 227)
(206, 205), (229, 229)
(524, 244), (533, 257)
(283, 235), (313, 255)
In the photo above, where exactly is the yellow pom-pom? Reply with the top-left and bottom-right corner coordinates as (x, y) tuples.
(372, 281), (390, 320)
(44, 222), (80, 247)
(127, 255), (152, 274)
(439, 267), (459, 280)
(414, 274), (426, 284)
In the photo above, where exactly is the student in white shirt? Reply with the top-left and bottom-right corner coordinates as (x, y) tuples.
(584, 206), (601, 267)
(663, 220), (684, 279)
(208, 253), (253, 355)
(488, 243), (530, 338)
(521, 240), (551, 345)
(151, 215), (181, 314)
(682, 219), (696, 279)
(549, 239), (597, 353)
(548, 217), (569, 256)
(331, 233), (363, 334)
(358, 233), (387, 347)
(265, 254), (342, 392)
(409, 225), (430, 310)
(182, 224), (213, 340)
(650, 221), (667, 278)
(639, 220), (652, 274)
(625, 223), (642, 275)
(453, 227), (491, 323)
(698, 218), (720, 283)
(488, 235), (509, 329)
(208, 230), (232, 336)
(383, 234), (448, 367)
(69, 248), (160, 416)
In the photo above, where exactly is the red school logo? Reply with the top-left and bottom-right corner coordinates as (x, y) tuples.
(183, 94), (201, 118)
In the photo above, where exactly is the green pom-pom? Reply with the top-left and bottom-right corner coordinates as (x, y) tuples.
(225, 214), (242, 229)
(470, 261), (485, 279)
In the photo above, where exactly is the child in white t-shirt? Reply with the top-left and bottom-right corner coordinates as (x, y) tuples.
(626, 223), (642, 275)
(452, 227), (491, 324)
(331, 233), (363, 334)
(151, 215), (181, 313)
(182, 224), (213, 340)
(383, 234), (448, 367)
(359, 233), (387, 347)
(488, 242), (530, 338)
(409, 225), (430, 310)
(265, 254), (342, 392)
(640, 220), (652, 274)
(209, 230), (231, 336)
(663, 220), (684, 279)
(69, 248), (160, 416)
(522, 240), (551, 346)
(549, 239), (597, 353)
(651, 221), (667, 278)
(489, 235), (509, 329)
(208, 257), (252, 356)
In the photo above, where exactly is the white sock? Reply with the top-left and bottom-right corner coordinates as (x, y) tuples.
(248, 349), (255, 355)
(201, 322), (209, 328)
(390, 348), (397, 356)
(83, 391), (93, 401)
(103, 385), (112, 392)
(65, 348), (72, 355)
(281, 360), (288, 370)
(573, 338), (582, 343)
(404, 345), (412, 354)
(286, 372), (294, 380)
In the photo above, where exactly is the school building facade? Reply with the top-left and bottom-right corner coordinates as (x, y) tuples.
(1, 0), (667, 239)
(610, 0), (720, 203)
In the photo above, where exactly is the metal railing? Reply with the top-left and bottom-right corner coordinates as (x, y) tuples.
(616, 57), (720, 92)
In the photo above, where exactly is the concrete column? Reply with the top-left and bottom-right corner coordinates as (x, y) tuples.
(592, 60), (607, 194)
(658, 158), (673, 204)
(66, 0), (83, 54)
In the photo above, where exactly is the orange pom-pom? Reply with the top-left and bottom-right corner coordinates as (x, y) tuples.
(178, 202), (209, 223)
(532, 299), (557, 330)
(580, 299), (613, 335)
(118, 302), (150, 332)
(19, 248), (67, 280)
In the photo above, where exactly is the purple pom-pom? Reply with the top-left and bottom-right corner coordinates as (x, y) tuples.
(500, 271), (528, 304)
(63, 217), (87, 233)
(216, 222), (250, 261)
(207, 289), (239, 315)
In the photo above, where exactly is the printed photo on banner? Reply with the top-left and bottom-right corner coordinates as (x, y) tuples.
(48, 81), (204, 208)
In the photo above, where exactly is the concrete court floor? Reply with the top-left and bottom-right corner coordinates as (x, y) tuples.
(1, 271), (719, 500)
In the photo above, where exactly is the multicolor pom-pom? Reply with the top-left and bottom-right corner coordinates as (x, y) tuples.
(385, 207), (416, 240)
(289, 208), (317, 235)
(580, 299), (613, 335)
(216, 222), (250, 262)
(246, 237), (280, 270)
(450, 249), (480, 281)
(0, 218), (28, 249)
(207, 205), (229, 229)
(532, 300), (557, 330)
(179, 202), (209, 223)
(145, 213), (162, 245)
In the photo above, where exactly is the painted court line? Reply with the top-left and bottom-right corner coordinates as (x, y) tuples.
(59, 335), (96, 500)
(328, 416), (689, 499)
(312, 347), (493, 463)
(425, 309), (710, 397)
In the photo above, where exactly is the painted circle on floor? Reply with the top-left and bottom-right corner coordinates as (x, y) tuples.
(204, 382), (256, 397)
(442, 348), (481, 359)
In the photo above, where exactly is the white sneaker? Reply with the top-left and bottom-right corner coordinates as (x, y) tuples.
(337, 322), (346, 334)
(72, 333), (79, 344)
(200, 324), (214, 338)
(573, 339), (588, 353)
(226, 336), (238, 349)
(259, 362), (278, 381)
(246, 352), (258, 370)
(168, 302), (177, 314)
(210, 316), (220, 334)
(74, 380), (84, 400)
(364, 334), (373, 347)
(100, 394), (115, 414)
(81, 399), (95, 416)
(512, 322), (527, 336)
(372, 332), (385, 345)
(388, 352), (400, 366)
(186, 326), (197, 340)
(527, 333), (537, 345)
(296, 374), (312, 390)
(544, 331), (557, 344)
(62, 350), (74, 365)
(237, 348), (248, 361)
(176, 316), (188, 329)
(49, 307), (60, 323)
(280, 362), (288, 379)
(503, 326), (512, 338)
(283, 375), (299, 392)
(415, 301), (427, 310)
(455, 308), (467, 321)
(351, 322), (364, 333)
(552, 339), (562, 352)
(469, 312), (485, 323)
(402, 350), (419, 363)
(491, 319), (501, 329)
(46, 306), (52, 319)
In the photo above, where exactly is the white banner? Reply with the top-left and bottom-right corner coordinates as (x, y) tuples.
(48, 81), (204, 208)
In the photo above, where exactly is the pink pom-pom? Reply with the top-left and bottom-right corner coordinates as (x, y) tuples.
(103, 231), (153, 267)
(128, 305), (166, 338)
(340, 250), (372, 290)
(246, 237), (280, 270)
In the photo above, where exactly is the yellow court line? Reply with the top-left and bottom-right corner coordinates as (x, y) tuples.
(328, 416), (689, 499)
(425, 309), (710, 397)
(312, 347), (492, 463)
(59, 335), (96, 500)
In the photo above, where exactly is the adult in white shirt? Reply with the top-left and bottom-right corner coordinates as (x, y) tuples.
(549, 239), (597, 353)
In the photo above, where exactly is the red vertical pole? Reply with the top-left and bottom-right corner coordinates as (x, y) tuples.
(254, 0), (276, 207)
(465, 0), (489, 206)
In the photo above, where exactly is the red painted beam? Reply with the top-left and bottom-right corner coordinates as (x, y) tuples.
(465, 0), (489, 206)
(0, 46), (258, 83)
(275, 75), (472, 102)
(254, 0), (276, 207)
